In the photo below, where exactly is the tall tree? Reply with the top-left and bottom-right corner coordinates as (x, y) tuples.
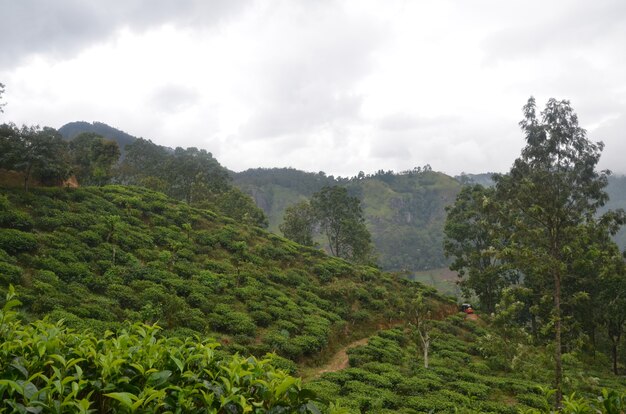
(444, 184), (517, 313)
(194, 187), (269, 228)
(167, 147), (229, 204)
(280, 200), (316, 246)
(310, 186), (373, 264)
(493, 97), (619, 408)
(119, 138), (170, 183)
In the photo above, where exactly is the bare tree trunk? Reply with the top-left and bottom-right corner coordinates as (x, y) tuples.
(554, 268), (563, 410)
(418, 328), (430, 369)
(24, 163), (32, 192)
(612, 339), (618, 375)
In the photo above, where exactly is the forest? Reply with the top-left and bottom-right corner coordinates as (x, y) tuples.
(1, 82), (626, 413)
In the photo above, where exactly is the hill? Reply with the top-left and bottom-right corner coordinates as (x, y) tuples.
(0, 185), (448, 362)
(58, 121), (138, 156)
(233, 167), (461, 272)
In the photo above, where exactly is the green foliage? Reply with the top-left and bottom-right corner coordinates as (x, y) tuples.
(69, 132), (121, 186)
(0, 228), (37, 254)
(444, 98), (626, 407)
(444, 184), (516, 313)
(280, 200), (316, 246)
(234, 167), (459, 271)
(311, 186), (373, 264)
(0, 124), (70, 190)
(0, 287), (324, 413)
(0, 185), (435, 363)
(308, 316), (626, 413)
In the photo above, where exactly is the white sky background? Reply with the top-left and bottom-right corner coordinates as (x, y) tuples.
(1, 0), (625, 177)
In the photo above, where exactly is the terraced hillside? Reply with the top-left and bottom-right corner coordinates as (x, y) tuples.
(0, 185), (448, 362)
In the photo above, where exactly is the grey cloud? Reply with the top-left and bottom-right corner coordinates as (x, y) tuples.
(149, 84), (199, 113)
(594, 115), (626, 175)
(481, 0), (626, 63)
(0, 0), (249, 68)
(377, 113), (458, 132)
(238, 2), (386, 140)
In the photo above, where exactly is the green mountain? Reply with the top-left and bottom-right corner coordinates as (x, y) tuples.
(233, 168), (462, 273)
(58, 121), (138, 156)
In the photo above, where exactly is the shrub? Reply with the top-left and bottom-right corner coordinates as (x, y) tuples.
(396, 376), (442, 395)
(0, 229), (37, 254)
(0, 261), (21, 284)
(0, 209), (34, 230)
(0, 287), (323, 413)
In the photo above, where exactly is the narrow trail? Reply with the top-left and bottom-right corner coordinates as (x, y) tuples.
(307, 303), (461, 379)
(314, 337), (370, 378)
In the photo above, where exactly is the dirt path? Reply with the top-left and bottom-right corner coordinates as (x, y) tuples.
(314, 337), (370, 377)
(307, 304), (459, 379)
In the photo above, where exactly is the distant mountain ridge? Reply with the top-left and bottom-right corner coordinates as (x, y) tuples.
(58, 121), (138, 156)
(55, 121), (626, 268)
(232, 167), (461, 272)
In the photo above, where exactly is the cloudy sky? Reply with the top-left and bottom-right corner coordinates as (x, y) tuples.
(1, 0), (625, 177)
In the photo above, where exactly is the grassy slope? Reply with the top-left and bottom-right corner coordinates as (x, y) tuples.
(0, 185), (450, 365)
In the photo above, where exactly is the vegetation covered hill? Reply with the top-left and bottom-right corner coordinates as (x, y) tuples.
(0, 185), (447, 363)
(233, 167), (461, 272)
(58, 121), (138, 157)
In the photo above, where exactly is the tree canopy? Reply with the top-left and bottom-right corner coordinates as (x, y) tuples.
(281, 186), (373, 264)
(0, 124), (70, 190)
(69, 132), (121, 186)
(444, 97), (626, 408)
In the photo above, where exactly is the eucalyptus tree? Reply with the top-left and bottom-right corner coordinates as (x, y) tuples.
(493, 97), (622, 407)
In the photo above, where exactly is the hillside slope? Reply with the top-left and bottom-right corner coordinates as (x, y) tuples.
(0, 185), (448, 362)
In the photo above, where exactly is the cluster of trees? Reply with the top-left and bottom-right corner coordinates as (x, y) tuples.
(280, 186), (373, 264)
(444, 97), (626, 407)
(235, 166), (456, 272)
(0, 125), (118, 191)
(0, 127), (266, 228)
(118, 138), (267, 227)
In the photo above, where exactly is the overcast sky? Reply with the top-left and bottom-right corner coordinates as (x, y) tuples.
(1, 0), (625, 177)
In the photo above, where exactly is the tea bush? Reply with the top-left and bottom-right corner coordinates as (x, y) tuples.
(0, 287), (328, 413)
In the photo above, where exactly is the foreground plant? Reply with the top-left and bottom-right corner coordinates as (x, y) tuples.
(0, 286), (325, 413)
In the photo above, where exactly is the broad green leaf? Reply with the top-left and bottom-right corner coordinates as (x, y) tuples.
(104, 392), (137, 409)
(274, 377), (298, 399)
(170, 355), (184, 373)
(147, 370), (172, 388)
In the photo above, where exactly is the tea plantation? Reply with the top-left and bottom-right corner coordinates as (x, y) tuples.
(1, 185), (625, 413)
(307, 316), (626, 413)
(0, 185), (447, 360)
